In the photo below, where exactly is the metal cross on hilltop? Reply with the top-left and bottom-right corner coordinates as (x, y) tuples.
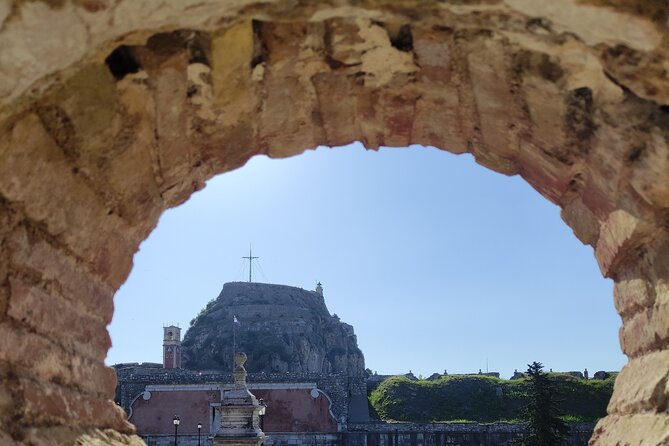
(242, 246), (259, 283)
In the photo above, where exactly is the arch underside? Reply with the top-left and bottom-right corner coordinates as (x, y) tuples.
(0, 1), (668, 445)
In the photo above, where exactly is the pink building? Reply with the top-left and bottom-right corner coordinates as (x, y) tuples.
(129, 382), (338, 436)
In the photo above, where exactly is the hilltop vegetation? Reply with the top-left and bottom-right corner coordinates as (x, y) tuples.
(369, 373), (616, 423)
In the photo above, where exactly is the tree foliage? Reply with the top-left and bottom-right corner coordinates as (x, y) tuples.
(522, 361), (569, 446)
(368, 372), (615, 423)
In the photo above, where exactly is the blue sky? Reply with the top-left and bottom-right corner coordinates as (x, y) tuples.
(107, 143), (626, 378)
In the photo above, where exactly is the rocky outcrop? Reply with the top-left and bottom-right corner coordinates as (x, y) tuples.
(182, 282), (365, 376)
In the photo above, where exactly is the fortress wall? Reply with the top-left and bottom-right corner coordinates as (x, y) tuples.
(138, 423), (596, 446)
(115, 367), (365, 425)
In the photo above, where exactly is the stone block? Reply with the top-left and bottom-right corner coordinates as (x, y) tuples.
(0, 114), (91, 238)
(607, 350), (669, 414)
(136, 45), (193, 199)
(204, 123), (258, 175)
(466, 36), (522, 175)
(8, 225), (115, 325)
(312, 73), (360, 147)
(258, 24), (322, 158)
(0, 323), (116, 398)
(8, 278), (110, 361)
(19, 378), (133, 433)
(613, 271), (654, 319)
(381, 84), (420, 148)
(595, 210), (652, 278)
(590, 414), (669, 445)
(580, 126), (627, 219)
(560, 198), (601, 247)
(619, 300), (669, 357)
(628, 127), (669, 209)
(650, 240), (669, 303)
(41, 64), (122, 175)
(90, 229), (137, 290)
(0, 114), (136, 288)
(355, 88), (384, 149)
(517, 139), (568, 205)
(211, 21), (255, 109)
(107, 73), (164, 232)
(411, 28), (468, 154)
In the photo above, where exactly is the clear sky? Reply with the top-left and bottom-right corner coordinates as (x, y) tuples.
(107, 143), (627, 379)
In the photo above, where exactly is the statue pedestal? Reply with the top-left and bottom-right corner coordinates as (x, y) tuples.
(211, 353), (267, 446)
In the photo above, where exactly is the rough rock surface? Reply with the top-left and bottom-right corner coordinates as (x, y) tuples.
(182, 282), (365, 375)
(0, 1), (667, 445)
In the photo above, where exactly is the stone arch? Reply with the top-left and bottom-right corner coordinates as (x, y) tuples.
(0, 1), (667, 445)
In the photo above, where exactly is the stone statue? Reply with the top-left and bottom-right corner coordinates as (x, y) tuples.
(212, 352), (267, 446)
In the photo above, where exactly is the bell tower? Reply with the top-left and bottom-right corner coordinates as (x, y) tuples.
(163, 325), (182, 369)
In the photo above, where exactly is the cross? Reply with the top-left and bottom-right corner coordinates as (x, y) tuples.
(242, 246), (259, 283)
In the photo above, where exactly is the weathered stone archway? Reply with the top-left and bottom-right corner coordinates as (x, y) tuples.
(0, 1), (668, 445)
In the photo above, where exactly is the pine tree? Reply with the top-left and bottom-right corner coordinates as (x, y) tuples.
(522, 361), (569, 446)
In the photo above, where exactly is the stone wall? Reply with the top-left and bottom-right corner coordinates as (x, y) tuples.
(115, 365), (369, 425)
(0, 1), (668, 444)
(344, 423), (596, 446)
(140, 422), (595, 446)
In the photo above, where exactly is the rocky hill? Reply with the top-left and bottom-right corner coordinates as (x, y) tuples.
(182, 282), (365, 375)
